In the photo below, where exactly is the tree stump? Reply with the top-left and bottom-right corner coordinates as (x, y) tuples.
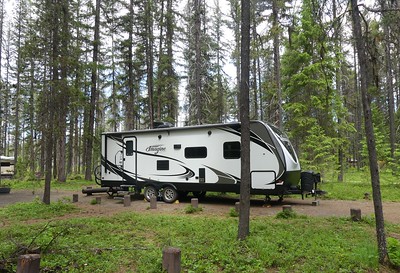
(124, 195), (131, 207)
(191, 198), (199, 208)
(350, 208), (361, 221)
(17, 254), (41, 273)
(72, 194), (79, 203)
(162, 247), (181, 273)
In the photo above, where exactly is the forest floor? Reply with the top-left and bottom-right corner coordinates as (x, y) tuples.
(1, 188), (400, 225)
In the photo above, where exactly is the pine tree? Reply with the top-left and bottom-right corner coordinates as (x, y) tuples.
(281, 0), (345, 172)
(84, 0), (100, 181)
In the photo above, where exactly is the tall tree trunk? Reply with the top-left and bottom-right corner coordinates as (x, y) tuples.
(215, 0), (223, 123)
(229, 0), (241, 121)
(332, 0), (344, 182)
(28, 59), (35, 172)
(238, 0), (250, 241)
(379, 0), (396, 161)
(84, 0), (100, 180)
(146, 0), (154, 128)
(194, 0), (202, 124)
(156, 0), (165, 121)
(125, 0), (135, 130)
(351, 0), (388, 264)
(57, 0), (70, 182)
(251, 2), (258, 119)
(14, 3), (24, 176)
(272, 0), (282, 128)
(165, 0), (176, 122)
(44, 0), (60, 204)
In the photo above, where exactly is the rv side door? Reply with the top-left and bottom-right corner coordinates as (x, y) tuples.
(123, 137), (137, 182)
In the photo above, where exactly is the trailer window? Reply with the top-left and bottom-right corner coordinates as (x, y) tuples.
(126, 140), (134, 156)
(185, 147), (207, 158)
(223, 141), (241, 159)
(157, 160), (169, 170)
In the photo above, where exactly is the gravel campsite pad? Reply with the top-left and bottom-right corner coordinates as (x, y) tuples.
(1, 189), (400, 224)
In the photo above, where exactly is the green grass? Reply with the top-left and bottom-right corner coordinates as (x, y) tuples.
(320, 169), (400, 201)
(4, 178), (96, 191)
(1, 206), (398, 273)
(5, 168), (400, 202)
(1, 169), (400, 272)
(0, 197), (78, 221)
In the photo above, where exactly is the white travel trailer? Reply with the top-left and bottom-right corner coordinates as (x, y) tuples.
(0, 156), (15, 178)
(96, 121), (320, 203)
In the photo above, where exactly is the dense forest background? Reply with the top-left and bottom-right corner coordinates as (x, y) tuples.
(0, 0), (399, 182)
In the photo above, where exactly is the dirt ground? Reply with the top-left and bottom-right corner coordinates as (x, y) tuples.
(1, 188), (400, 225)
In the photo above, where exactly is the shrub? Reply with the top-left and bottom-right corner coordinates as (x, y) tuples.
(275, 209), (297, 219)
(229, 208), (239, 217)
(387, 237), (400, 268)
(184, 205), (203, 214)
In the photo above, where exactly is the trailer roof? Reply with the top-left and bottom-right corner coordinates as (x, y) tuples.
(102, 121), (255, 136)
(101, 120), (283, 136)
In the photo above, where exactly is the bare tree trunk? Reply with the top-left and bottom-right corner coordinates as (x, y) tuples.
(125, 0), (135, 130)
(238, 0), (250, 241)
(165, 0), (176, 122)
(230, 0), (241, 121)
(57, 0), (70, 182)
(84, 0), (100, 180)
(156, 0), (165, 121)
(379, 0), (396, 161)
(146, 0), (154, 128)
(251, 3), (258, 119)
(351, 0), (388, 264)
(333, 0), (344, 182)
(194, 0), (202, 124)
(216, 0), (224, 123)
(272, 0), (282, 128)
(28, 59), (36, 172)
(44, 0), (60, 204)
(14, 2), (24, 176)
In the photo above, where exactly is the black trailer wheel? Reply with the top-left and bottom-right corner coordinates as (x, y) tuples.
(162, 186), (178, 203)
(144, 186), (158, 202)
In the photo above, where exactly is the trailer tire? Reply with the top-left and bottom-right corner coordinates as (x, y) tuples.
(162, 186), (178, 203)
(144, 186), (158, 202)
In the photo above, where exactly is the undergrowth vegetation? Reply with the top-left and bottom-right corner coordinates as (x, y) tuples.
(1, 170), (400, 272)
(317, 169), (400, 201)
(0, 200), (399, 272)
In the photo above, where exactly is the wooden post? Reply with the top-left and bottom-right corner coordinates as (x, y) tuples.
(350, 208), (361, 221)
(72, 194), (79, 203)
(162, 247), (181, 273)
(191, 198), (198, 208)
(282, 205), (292, 212)
(150, 196), (157, 209)
(124, 195), (131, 207)
(312, 200), (319, 206)
(96, 197), (101, 204)
(235, 202), (240, 213)
(17, 254), (41, 273)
